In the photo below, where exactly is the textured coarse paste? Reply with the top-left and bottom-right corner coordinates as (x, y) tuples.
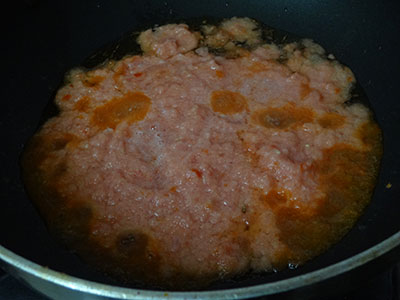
(21, 17), (382, 289)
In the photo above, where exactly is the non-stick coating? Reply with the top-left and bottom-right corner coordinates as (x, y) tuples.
(2, 0), (400, 297)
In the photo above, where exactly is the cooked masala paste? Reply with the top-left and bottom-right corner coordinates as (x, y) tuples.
(21, 17), (382, 289)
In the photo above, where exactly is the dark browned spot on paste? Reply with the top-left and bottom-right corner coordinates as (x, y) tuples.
(210, 90), (248, 115)
(254, 103), (314, 129)
(83, 75), (105, 87)
(318, 112), (346, 129)
(107, 230), (161, 280)
(273, 120), (382, 266)
(117, 231), (150, 256)
(91, 92), (151, 130)
(48, 135), (75, 151)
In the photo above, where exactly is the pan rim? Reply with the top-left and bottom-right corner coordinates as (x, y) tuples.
(0, 231), (399, 299)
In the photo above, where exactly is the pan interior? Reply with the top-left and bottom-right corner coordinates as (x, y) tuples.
(2, 0), (400, 293)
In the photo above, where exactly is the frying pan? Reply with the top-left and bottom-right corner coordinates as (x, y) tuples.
(1, 0), (399, 299)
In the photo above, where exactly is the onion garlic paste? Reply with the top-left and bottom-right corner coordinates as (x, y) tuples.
(21, 17), (382, 289)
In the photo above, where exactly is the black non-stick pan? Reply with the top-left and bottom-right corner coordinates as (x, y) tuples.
(1, 0), (399, 299)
